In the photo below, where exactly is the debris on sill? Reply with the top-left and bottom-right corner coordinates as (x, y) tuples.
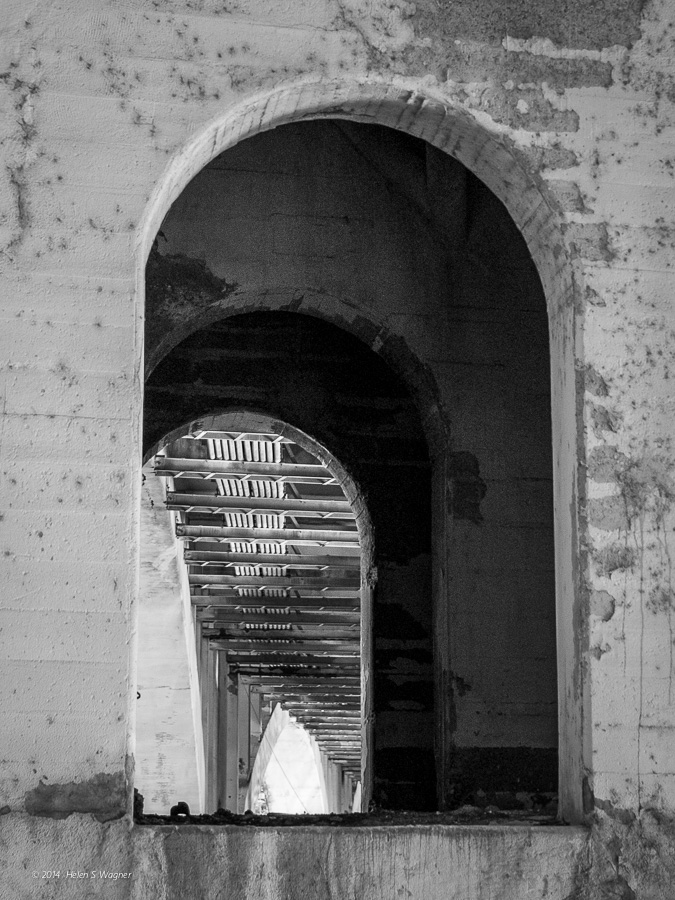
(134, 790), (562, 827)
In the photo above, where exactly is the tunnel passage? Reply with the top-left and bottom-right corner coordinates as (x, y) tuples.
(143, 118), (558, 812)
(144, 312), (435, 810)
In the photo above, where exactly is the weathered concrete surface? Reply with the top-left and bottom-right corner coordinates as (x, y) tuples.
(1, 0), (674, 893)
(0, 815), (588, 900)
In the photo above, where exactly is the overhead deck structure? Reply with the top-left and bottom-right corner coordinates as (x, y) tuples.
(153, 430), (362, 810)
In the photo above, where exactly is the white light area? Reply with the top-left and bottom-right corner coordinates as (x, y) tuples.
(263, 721), (326, 814)
(136, 468), (204, 814)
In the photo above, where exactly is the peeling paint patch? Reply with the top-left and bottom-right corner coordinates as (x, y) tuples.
(590, 404), (621, 437)
(24, 772), (126, 822)
(583, 365), (610, 397)
(590, 589), (616, 621)
(477, 86), (580, 132)
(588, 446), (629, 482)
(588, 496), (628, 532)
(595, 543), (635, 577)
(616, 454), (675, 523)
(519, 144), (580, 171)
(412, 0), (646, 51)
(567, 222), (615, 262)
(546, 179), (589, 213)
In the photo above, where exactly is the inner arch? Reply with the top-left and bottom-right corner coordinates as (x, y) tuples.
(137, 411), (368, 814)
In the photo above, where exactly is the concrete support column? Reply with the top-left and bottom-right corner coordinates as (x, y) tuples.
(204, 647), (219, 813)
(224, 663), (239, 812)
(237, 678), (251, 813)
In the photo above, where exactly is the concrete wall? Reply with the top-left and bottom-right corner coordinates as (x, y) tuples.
(2, 0), (675, 894)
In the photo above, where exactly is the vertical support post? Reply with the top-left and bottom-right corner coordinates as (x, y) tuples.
(249, 689), (262, 772)
(204, 647), (219, 812)
(224, 664), (239, 811)
(237, 677), (251, 812)
(360, 561), (375, 812)
(216, 653), (227, 810)
(198, 624), (208, 743)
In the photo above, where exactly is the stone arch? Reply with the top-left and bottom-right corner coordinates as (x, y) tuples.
(135, 79), (583, 821)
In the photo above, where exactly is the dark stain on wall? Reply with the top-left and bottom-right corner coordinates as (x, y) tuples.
(412, 0), (645, 51)
(145, 246), (239, 374)
(24, 772), (126, 821)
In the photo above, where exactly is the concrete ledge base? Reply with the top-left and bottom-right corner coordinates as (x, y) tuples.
(2, 815), (588, 899)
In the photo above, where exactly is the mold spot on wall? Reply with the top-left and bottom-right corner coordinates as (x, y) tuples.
(0, 63), (42, 254)
(647, 586), (675, 615)
(24, 772), (126, 822)
(595, 543), (636, 577)
(588, 446), (630, 482)
(616, 454), (674, 523)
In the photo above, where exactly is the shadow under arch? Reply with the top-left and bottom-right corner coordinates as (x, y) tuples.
(144, 287), (449, 460)
(136, 79), (583, 821)
(143, 408), (376, 812)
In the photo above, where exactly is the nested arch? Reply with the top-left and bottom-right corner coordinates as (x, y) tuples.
(144, 312), (436, 810)
(141, 408), (376, 813)
(136, 80), (582, 821)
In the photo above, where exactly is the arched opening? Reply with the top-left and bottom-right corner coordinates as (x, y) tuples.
(137, 410), (371, 815)
(136, 98), (573, 817)
(142, 314), (434, 812)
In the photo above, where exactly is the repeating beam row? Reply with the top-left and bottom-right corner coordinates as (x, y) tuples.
(156, 457), (336, 483)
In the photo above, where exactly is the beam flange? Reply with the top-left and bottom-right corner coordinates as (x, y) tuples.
(156, 457), (335, 482)
(177, 524), (359, 545)
(167, 492), (354, 517)
(184, 550), (359, 568)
